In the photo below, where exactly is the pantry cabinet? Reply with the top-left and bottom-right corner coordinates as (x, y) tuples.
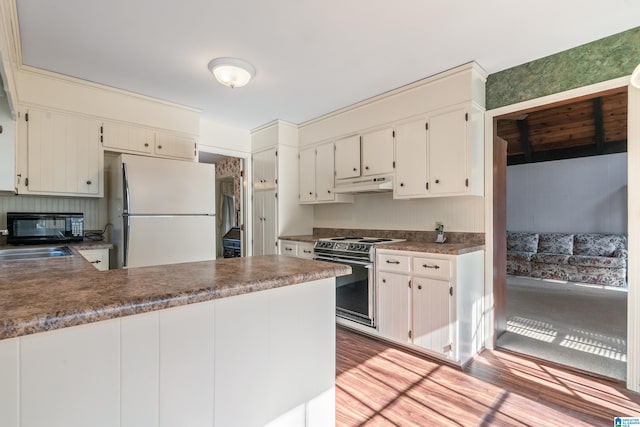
(16, 107), (103, 197)
(102, 121), (197, 161)
(298, 142), (353, 204)
(376, 248), (484, 365)
(253, 189), (278, 256)
(252, 148), (277, 191)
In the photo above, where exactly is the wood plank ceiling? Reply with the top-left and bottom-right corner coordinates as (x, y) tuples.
(497, 87), (628, 165)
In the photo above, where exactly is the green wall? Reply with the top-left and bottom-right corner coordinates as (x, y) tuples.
(486, 26), (640, 110)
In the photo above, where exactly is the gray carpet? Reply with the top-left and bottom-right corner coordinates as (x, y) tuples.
(497, 276), (628, 381)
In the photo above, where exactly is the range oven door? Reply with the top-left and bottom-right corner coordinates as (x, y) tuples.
(314, 255), (375, 327)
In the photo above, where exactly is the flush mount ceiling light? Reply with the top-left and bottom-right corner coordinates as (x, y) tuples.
(207, 57), (255, 89)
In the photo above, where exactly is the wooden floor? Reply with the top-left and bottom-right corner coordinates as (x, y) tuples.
(336, 326), (640, 426)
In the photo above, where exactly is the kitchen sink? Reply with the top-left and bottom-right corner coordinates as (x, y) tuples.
(0, 246), (73, 261)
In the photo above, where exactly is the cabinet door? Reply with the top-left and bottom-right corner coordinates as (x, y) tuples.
(253, 148), (277, 190)
(26, 108), (101, 195)
(102, 121), (154, 154)
(334, 135), (360, 179)
(377, 271), (410, 343)
(298, 147), (316, 203)
(412, 277), (452, 356)
(78, 249), (110, 271)
(253, 190), (277, 256)
(362, 127), (394, 176)
(394, 119), (428, 198)
(280, 241), (298, 257)
(155, 132), (197, 160)
(315, 142), (335, 202)
(252, 192), (264, 256)
(429, 107), (469, 195)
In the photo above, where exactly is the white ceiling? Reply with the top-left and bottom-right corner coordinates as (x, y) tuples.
(14, 0), (640, 130)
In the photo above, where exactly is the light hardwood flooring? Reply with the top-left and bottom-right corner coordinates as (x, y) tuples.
(336, 326), (640, 426)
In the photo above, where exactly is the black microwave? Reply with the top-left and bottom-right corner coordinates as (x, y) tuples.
(6, 212), (84, 245)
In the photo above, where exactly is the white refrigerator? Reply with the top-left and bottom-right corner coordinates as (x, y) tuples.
(107, 153), (216, 268)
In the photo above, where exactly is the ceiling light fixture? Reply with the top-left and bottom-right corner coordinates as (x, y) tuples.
(207, 57), (255, 89)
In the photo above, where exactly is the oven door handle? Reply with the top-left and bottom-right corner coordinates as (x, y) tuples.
(313, 256), (372, 267)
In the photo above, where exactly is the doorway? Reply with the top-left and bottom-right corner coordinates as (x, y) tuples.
(199, 152), (245, 258)
(487, 83), (631, 379)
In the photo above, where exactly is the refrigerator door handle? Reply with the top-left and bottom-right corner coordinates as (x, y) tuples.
(122, 162), (131, 267)
(123, 213), (130, 268)
(122, 163), (131, 215)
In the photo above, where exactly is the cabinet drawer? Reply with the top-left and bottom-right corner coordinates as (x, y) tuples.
(377, 253), (410, 272)
(280, 242), (298, 257)
(412, 257), (451, 279)
(298, 243), (314, 259)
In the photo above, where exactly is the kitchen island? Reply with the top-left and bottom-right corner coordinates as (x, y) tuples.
(0, 254), (350, 427)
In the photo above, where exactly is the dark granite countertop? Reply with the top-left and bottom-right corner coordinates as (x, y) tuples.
(279, 235), (316, 244)
(376, 241), (485, 255)
(0, 255), (350, 340)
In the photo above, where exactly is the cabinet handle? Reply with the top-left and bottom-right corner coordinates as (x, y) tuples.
(353, 167), (357, 171)
(365, 166), (369, 170)
(157, 145), (162, 149)
(86, 180), (92, 185)
(422, 264), (440, 269)
(386, 260), (400, 264)
(435, 179), (440, 184)
(400, 182), (404, 187)
(285, 248), (292, 251)
(309, 192), (313, 195)
(382, 279), (386, 283)
(144, 143), (149, 147)
(303, 249), (311, 253)
(418, 285), (422, 290)
(92, 260), (101, 264)
(327, 190), (331, 193)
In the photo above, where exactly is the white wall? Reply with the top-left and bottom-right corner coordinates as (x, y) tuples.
(507, 153), (628, 234)
(199, 117), (251, 154)
(314, 193), (484, 232)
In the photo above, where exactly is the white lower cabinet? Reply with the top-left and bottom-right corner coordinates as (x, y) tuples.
(78, 248), (110, 271)
(377, 271), (410, 343)
(279, 240), (314, 259)
(376, 249), (484, 365)
(0, 278), (336, 427)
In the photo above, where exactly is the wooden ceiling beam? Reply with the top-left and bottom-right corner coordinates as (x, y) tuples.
(516, 119), (532, 163)
(507, 139), (627, 166)
(593, 97), (605, 154)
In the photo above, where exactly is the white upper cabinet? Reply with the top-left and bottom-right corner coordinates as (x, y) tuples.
(394, 119), (428, 198)
(334, 135), (360, 179)
(361, 127), (394, 176)
(298, 147), (316, 203)
(102, 122), (196, 161)
(298, 142), (353, 204)
(315, 142), (340, 202)
(429, 106), (469, 195)
(155, 132), (197, 161)
(16, 107), (102, 197)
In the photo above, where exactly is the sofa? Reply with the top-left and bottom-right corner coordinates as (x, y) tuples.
(506, 232), (628, 287)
